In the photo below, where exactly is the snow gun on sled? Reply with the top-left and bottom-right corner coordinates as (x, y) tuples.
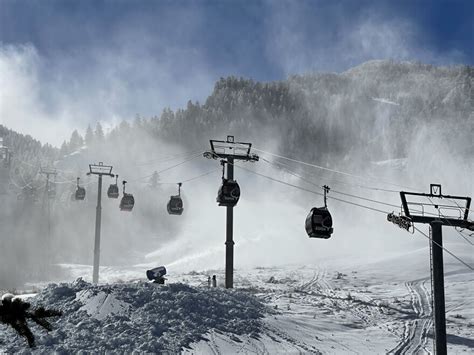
(146, 266), (167, 284)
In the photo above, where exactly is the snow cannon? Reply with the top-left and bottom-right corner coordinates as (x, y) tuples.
(146, 266), (167, 284)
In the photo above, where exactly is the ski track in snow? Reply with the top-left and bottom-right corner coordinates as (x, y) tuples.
(263, 322), (321, 354)
(389, 280), (433, 355)
(2, 259), (473, 354)
(186, 262), (473, 354)
(208, 331), (222, 355)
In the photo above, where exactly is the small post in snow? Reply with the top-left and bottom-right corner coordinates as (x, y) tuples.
(39, 167), (58, 266)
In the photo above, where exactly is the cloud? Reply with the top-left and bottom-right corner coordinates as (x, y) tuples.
(263, 1), (466, 75)
(0, 4), (216, 146)
(0, 44), (73, 145)
(1, 1), (469, 147)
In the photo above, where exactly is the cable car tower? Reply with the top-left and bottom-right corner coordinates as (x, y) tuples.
(388, 184), (473, 355)
(87, 162), (115, 284)
(0, 138), (12, 169)
(39, 167), (58, 264)
(204, 135), (259, 288)
(0, 138), (12, 195)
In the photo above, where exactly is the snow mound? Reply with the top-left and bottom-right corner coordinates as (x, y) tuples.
(76, 289), (131, 320)
(1, 279), (268, 353)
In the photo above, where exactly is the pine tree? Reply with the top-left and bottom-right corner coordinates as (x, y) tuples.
(95, 122), (105, 142)
(134, 115), (143, 130)
(85, 125), (94, 146)
(69, 130), (84, 151)
(119, 120), (130, 133)
(59, 141), (68, 157)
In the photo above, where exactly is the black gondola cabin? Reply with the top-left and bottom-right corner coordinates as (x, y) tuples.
(167, 196), (183, 215)
(305, 207), (333, 239)
(119, 180), (134, 211)
(75, 187), (86, 201)
(120, 193), (135, 211)
(108, 175), (120, 199)
(167, 183), (183, 215)
(107, 184), (119, 199)
(74, 177), (86, 201)
(217, 179), (240, 207)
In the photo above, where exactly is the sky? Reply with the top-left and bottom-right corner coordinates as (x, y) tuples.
(0, 0), (473, 146)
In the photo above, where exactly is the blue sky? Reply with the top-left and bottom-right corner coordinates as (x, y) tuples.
(0, 0), (472, 145)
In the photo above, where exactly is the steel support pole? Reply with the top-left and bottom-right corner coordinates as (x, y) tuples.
(47, 182), (51, 264)
(42, 175), (50, 272)
(430, 221), (447, 355)
(41, 172), (53, 268)
(93, 175), (103, 284)
(44, 175), (51, 243)
(225, 157), (234, 289)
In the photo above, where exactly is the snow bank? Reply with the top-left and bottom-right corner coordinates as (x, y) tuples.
(0, 279), (269, 353)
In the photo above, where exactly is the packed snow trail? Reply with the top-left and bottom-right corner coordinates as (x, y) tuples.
(389, 280), (433, 354)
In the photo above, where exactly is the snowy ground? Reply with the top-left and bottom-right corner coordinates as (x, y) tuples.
(1, 245), (473, 354)
(181, 249), (473, 355)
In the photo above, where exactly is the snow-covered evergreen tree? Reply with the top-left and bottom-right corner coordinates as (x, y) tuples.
(68, 130), (84, 152)
(84, 125), (94, 146)
(95, 122), (105, 142)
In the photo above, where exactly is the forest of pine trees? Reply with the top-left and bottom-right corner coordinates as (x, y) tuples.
(2, 60), (472, 190)
(59, 122), (106, 157)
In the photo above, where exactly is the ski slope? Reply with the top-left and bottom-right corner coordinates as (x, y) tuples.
(1, 246), (473, 353)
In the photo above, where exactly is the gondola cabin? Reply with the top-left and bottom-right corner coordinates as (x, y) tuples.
(107, 175), (120, 199)
(74, 177), (86, 201)
(305, 207), (333, 239)
(120, 193), (135, 211)
(75, 187), (86, 201)
(167, 183), (183, 215)
(119, 180), (135, 211)
(217, 179), (240, 207)
(167, 196), (183, 215)
(107, 184), (119, 199)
